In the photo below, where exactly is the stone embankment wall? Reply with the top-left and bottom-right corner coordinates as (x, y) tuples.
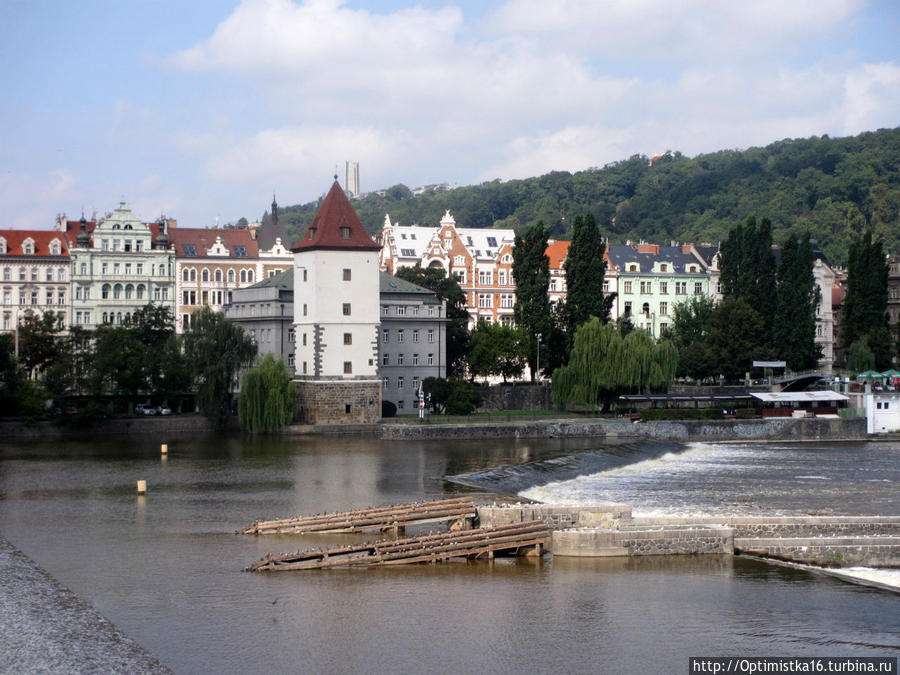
(735, 537), (900, 568)
(0, 415), (218, 440)
(381, 417), (868, 442)
(477, 504), (631, 530)
(628, 516), (900, 539)
(477, 384), (552, 412)
(553, 527), (734, 558)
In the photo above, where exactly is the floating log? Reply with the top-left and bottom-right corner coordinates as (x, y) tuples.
(247, 521), (551, 571)
(240, 496), (476, 535)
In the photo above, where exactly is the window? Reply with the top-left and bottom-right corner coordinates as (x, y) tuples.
(660, 264), (668, 272)
(202, 268), (210, 282)
(288, 353), (295, 368)
(45, 290), (53, 305)
(397, 354), (404, 366)
(412, 376), (420, 391)
(397, 376), (404, 389)
(31, 268), (37, 281)
(383, 377), (389, 388)
(288, 328), (295, 343)
(401, 248), (415, 256)
(397, 400), (404, 409)
(676, 282), (687, 295)
(303, 303), (308, 316)
(383, 354), (389, 366)
(344, 332), (352, 345)
(478, 270), (493, 285)
(343, 361), (352, 374)
(57, 291), (65, 305)
(660, 302), (668, 315)
(19, 291), (25, 305)
(183, 244), (197, 256)
(640, 281), (651, 294)
(623, 281), (633, 294)
(102, 284), (110, 299)
(46, 269), (53, 281)
(342, 303), (351, 316)
(302, 269), (308, 282)
(136, 284), (145, 300)
(303, 361), (308, 374)
(413, 329), (419, 343)
(2, 268), (8, 282)
(397, 306), (406, 316)
(215, 269), (222, 282)
(228, 269), (235, 283)
(478, 293), (493, 308)
(428, 329), (435, 343)
(427, 353), (434, 365)
(201, 290), (208, 304)
(453, 255), (465, 266)
(487, 236), (498, 248)
(340, 227), (351, 240)
(382, 328), (389, 343)
(694, 282), (703, 295)
(412, 354), (419, 366)
(398, 329), (404, 343)
(500, 294), (514, 308)
(233, 246), (247, 257)
(624, 301), (632, 315)
(603, 280), (609, 293)
(302, 333), (307, 346)
(499, 270), (507, 286)
(642, 302), (650, 315)
(454, 270), (466, 284)
(30, 291), (38, 305)
(659, 282), (668, 294)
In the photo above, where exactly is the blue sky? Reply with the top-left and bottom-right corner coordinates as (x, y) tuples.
(1, 0), (898, 230)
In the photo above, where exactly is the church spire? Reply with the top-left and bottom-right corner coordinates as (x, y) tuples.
(271, 192), (278, 227)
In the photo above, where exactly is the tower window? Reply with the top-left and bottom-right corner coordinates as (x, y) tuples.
(343, 268), (351, 281)
(343, 333), (352, 345)
(343, 361), (352, 374)
(342, 303), (351, 316)
(340, 227), (351, 240)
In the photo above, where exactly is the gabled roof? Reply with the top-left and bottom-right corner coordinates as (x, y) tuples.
(170, 227), (258, 258)
(379, 272), (436, 296)
(545, 240), (570, 269)
(0, 229), (68, 256)
(292, 181), (380, 252)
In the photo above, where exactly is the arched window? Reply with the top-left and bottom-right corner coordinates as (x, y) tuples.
(125, 312), (131, 323)
(102, 312), (108, 323)
(116, 312), (123, 324)
(642, 302), (650, 315)
(247, 270), (254, 283)
(102, 284), (111, 299)
(239, 270), (246, 283)
(201, 268), (210, 282)
(190, 269), (196, 282)
(113, 284), (123, 299)
(136, 284), (145, 300)
(182, 268), (190, 282)
(214, 269), (222, 282)
(125, 284), (134, 299)
(227, 269), (235, 283)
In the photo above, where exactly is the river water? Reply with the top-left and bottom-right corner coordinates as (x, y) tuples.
(0, 434), (897, 673)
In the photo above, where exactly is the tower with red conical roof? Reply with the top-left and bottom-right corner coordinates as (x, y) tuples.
(291, 180), (382, 424)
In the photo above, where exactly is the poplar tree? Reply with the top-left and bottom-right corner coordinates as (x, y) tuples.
(774, 233), (821, 370)
(512, 221), (552, 379)
(842, 230), (889, 363)
(563, 214), (613, 344)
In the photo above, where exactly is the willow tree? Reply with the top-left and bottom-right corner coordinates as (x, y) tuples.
(182, 307), (257, 429)
(552, 319), (677, 411)
(238, 355), (297, 433)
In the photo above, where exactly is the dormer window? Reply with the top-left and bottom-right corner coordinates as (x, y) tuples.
(23, 239), (34, 255)
(0, 238), (6, 254)
(660, 264), (667, 272)
(340, 226), (351, 240)
(49, 240), (60, 255)
(308, 227), (317, 240)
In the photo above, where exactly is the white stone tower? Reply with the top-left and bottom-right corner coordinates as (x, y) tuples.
(291, 179), (381, 424)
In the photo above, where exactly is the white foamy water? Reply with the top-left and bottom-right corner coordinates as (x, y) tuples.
(519, 440), (899, 518)
(837, 567), (900, 591)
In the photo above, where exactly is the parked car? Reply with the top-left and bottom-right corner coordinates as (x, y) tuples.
(157, 406), (172, 416)
(135, 404), (156, 416)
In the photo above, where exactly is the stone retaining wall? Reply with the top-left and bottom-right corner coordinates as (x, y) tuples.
(553, 526), (734, 558)
(736, 537), (900, 568)
(477, 504), (631, 530)
(629, 516), (900, 539)
(0, 415), (218, 439)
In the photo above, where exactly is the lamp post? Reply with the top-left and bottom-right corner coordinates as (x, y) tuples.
(535, 332), (542, 382)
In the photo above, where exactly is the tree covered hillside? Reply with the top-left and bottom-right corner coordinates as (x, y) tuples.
(270, 128), (900, 265)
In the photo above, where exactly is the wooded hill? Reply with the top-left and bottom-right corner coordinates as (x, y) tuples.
(268, 128), (900, 266)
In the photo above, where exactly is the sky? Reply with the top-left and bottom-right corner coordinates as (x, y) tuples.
(1, 0), (898, 230)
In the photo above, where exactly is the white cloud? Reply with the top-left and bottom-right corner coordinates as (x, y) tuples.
(0, 170), (78, 229)
(841, 62), (900, 135)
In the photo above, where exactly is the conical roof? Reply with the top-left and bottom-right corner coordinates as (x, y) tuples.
(291, 181), (380, 252)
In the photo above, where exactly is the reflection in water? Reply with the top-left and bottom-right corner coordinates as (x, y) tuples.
(0, 434), (897, 674)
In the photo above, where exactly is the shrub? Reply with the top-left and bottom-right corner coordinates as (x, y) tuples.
(382, 400), (397, 418)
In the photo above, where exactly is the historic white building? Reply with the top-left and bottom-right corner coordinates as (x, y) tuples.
(292, 181), (382, 424)
(0, 230), (70, 333)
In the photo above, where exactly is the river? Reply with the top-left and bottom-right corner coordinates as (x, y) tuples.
(0, 434), (897, 673)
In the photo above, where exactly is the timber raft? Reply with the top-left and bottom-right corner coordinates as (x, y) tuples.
(247, 520), (551, 571)
(240, 496), (476, 535)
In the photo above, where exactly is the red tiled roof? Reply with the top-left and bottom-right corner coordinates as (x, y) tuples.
(291, 181), (380, 252)
(0, 230), (68, 256)
(170, 227), (258, 258)
(63, 218), (168, 246)
(545, 240), (570, 269)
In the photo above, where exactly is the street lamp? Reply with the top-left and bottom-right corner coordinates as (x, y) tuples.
(536, 332), (542, 382)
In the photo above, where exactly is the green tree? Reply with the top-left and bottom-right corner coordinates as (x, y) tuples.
(89, 325), (149, 408)
(182, 307), (257, 429)
(17, 311), (61, 378)
(847, 337), (876, 373)
(705, 297), (769, 381)
(551, 319), (677, 411)
(670, 295), (716, 380)
(238, 355), (297, 433)
(422, 376), (451, 414)
(394, 265), (470, 376)
(719, 216), (777, 345)
(468, 320), (527, 382)
(774, 232), (822, 370)
(512, 221), (552, 379)
(445, 379), (482, 415)
(842, 230), (889, 352)
(563, 214), (613, 347)
(0, 333), (21, 413)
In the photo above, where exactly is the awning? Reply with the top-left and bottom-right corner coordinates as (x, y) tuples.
(750, 391), (849, 403)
